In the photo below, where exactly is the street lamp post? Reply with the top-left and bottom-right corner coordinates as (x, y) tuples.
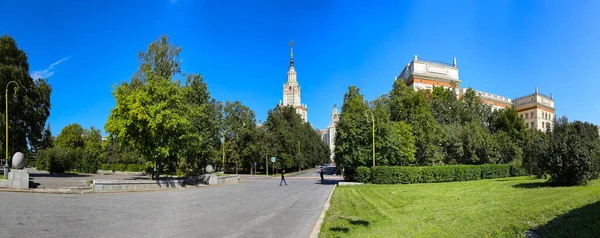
(4, 81), (19, 179)
(220, 131), (225, 173)
(364, 109), (375, 167)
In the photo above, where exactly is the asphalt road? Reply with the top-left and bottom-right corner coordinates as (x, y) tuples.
(289, 166), (337, 178)
(0, 179), (334, 238)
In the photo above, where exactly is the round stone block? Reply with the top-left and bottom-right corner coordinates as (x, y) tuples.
(205, 165), (214, 173)
(12, 152), (25, 169)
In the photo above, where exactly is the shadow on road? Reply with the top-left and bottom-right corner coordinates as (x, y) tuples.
(315, 180), (340, 185)
(533, 201), (600, 237)
(29, 181), (41, 189)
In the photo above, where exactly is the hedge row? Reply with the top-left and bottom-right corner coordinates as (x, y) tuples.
(100, 164), (146, 172)
(355, 164), (523, 184)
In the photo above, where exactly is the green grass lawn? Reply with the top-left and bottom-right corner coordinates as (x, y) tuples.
(320, 176), (600, 238)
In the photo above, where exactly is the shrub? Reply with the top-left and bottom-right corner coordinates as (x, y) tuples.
(113, 164), (127, 172)
(365, 164), (511, 184)
(35, 147), (71, 173)
(126, 164), (144, 172)
(100, 164), (111, 171)
(480, 164), (510, 179)
(454, 165), (481, 181)
(355, 166), (371, 183)
(546, 119), (600, 186)
(509, 164), (527, 177)
(371, 166), (419, 184)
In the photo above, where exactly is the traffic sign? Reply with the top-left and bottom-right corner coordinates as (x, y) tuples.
(271, 157), (276, 163)
(253, 162), (257, 167)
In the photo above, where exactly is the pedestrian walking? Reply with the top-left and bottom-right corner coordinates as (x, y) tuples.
(280, 170), (287, 186)
(320, 167), (325, 184)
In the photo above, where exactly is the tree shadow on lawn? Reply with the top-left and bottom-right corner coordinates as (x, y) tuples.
(329, 217), (370, 234)
(532, 201), (600, 237)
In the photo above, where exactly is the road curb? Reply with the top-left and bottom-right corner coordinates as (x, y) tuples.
(309, 184), (336, 238)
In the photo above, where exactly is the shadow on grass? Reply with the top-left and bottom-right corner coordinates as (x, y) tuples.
(533, 201), (600, 237)
(329, 217), (370, 234)
(512, 182), (553, 189)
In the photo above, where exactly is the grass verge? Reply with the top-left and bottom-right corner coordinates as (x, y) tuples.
(319, 176), (600, 238)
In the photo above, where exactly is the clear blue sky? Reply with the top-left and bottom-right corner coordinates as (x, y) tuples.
(2, 0), (600, 136)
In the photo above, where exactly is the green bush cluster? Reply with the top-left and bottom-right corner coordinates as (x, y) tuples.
(35, 147), (71, 173)
(99, 164), (146, 172)
(356, 164), (513, 184)
(509, 164), (527, 177)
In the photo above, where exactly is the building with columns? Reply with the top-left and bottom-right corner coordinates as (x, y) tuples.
(280, 41), (308, 122)
(514, 87), (555, 131)
(397, 55), (556, 132)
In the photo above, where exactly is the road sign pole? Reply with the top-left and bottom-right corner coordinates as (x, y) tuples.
(266, 156), (268, 175)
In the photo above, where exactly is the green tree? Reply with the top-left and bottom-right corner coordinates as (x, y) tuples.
(546, 118), (600, 185)
(221, 101), (257, 173)
(389, 80), (442, 165)
(105, 35), (192, 179)
(522, 128), (550, 178)
(334, 86), (370, 178)
(55, 124), (85, 149)
(0, 35), (52, 158)
(179, 73), (219, 175)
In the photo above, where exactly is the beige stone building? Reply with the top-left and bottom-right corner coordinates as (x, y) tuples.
(397, 55), (461, 91)
(319, 105), (340, 163)
(280, 41), (308, 122)
(514, 87), (555, 131)
(397, 55), (556, 131)
(459, 88), (512, 112)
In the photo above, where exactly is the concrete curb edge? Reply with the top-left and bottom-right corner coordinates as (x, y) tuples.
(309, 184), (336, 238)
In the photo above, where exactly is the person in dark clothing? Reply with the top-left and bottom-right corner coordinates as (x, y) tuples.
(280, 170), (287, 186)
(320, 167), (325, 184)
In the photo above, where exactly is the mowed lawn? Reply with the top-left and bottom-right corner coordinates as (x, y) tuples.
(320, 177), (600, 238)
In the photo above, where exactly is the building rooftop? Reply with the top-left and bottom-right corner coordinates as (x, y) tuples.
(416, 58), (454, 67)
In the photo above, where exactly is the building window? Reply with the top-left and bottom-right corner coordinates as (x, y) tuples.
(520, 115), (523, 119)
(526, 123), (529, 129)
(531, 122), (534, 128)
(542, 122), (545, 128)
(526, 114), (529, 119)
(530, 112), (534, 118)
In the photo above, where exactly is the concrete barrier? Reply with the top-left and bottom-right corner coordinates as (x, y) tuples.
(0, 180), (8, 188)
(217, 175), (239, 184)
(92, 179), (185, 192)
(97, 170), (146, 176)
(92, 175), (239, 192)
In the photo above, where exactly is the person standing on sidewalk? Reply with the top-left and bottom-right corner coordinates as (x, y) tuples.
(320, 167), (325, 184)
(280, 170), (287, 186)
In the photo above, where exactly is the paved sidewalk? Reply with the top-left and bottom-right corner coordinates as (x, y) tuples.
(0, 179), (335, 238)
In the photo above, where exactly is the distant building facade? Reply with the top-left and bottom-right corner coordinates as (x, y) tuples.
(514, 87), (555, 131)
(397, 55), (556, 132)
(280, 41), (308, 122)
(459, 88), (512, 112)
(319, 105), (340, 163)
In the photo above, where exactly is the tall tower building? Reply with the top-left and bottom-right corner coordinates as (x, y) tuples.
(281, 41), (308, 122)
(513, 87), (555, 131)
